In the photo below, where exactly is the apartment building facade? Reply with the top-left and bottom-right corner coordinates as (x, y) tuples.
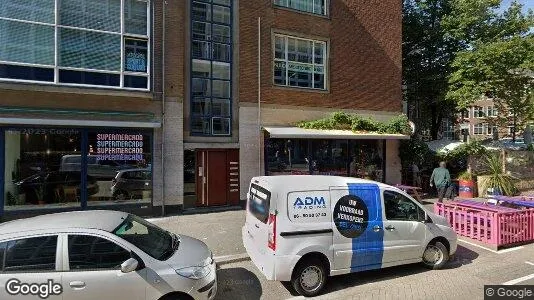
(0, 0), (403, 219)
(458, 98), (521, 140)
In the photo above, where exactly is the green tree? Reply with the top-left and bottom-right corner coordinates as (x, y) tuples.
(403, 0), (461, 139)
(445, 0), (534, 141)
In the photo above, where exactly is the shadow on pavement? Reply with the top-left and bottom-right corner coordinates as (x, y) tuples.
(282, 245), (479, 297)
(215, 267), (262, 300)
(443, 244), (479, 269)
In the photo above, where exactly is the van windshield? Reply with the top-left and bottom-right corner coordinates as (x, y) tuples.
(248, 183), (271, 223)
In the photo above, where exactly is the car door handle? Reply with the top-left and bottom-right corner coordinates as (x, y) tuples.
(69, 281), (86, 289)
(373, 225), (382, 232)
(255, 224), (260, 229)
(385, 225), (396, 231)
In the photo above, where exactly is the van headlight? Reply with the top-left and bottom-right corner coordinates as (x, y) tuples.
(175, 265), (211, 279)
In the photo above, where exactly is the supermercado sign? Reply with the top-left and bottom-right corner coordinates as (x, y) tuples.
(288, 191), (330, 223)
(96, 134), (145, 161)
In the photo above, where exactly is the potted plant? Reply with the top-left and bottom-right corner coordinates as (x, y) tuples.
(478, 153), (518, 197)
(457, 170), (475, 198)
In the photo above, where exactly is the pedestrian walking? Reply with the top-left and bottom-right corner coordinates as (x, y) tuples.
(430, 161), (451, 203)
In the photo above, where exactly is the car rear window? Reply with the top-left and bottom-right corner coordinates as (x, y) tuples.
(248, 183), (271, 223)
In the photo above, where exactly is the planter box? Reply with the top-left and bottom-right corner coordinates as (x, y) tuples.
(434, 202), (534, 248)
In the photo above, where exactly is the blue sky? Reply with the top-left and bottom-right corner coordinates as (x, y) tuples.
(498, 0), (534, 13)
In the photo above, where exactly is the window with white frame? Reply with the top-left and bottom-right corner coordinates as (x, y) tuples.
(274, 34), (326, 90)
(473, 107), (484, 118)
(0, 0), (150, 89)
(486, 106), (498, 117)
(441, 119), (454, 140)
(274, 0), (327, 15)
(474, 123), (484, 135)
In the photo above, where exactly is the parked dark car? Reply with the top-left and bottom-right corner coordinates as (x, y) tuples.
(111, 169), (151, 200)
(15, 171), (99, 204)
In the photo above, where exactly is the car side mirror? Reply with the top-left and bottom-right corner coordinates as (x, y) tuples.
(120, 258), (139, 273)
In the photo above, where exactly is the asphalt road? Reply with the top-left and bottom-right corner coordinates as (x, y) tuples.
(215, 242), (534, 300)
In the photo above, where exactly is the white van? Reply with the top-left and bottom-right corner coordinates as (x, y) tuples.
(242, 176), (457, 297)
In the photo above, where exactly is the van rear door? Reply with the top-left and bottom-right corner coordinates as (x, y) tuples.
(243, 182), (275, 277)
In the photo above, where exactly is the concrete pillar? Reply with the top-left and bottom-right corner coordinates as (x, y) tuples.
(385, 139), (402, 185)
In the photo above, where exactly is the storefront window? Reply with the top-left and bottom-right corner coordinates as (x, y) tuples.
(348, 140), (384, 182)
(310, 139), (348, 175)
(87, 132), (152, 205)
(4, 128), (81, 209)
(266, 139), (309, 175)
(265, 138), (385, 182)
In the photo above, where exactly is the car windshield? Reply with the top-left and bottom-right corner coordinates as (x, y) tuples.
(112, 214), (177, 261)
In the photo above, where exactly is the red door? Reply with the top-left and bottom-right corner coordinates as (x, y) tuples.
(196, 149), (239, 207)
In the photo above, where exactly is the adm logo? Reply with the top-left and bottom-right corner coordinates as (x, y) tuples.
(293, 196), (326, 209)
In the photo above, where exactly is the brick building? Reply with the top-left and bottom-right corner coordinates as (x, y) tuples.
(0, 0), (403, 219)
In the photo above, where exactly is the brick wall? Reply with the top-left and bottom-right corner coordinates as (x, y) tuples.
(239, 0), (402, 112)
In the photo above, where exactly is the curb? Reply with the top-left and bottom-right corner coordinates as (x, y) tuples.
(214, 253), (250, 266)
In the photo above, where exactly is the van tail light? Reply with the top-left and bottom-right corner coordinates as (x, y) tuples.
(267, 213), (276, 251)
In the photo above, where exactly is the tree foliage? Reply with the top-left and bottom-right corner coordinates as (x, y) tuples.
(445, 0), (534, 138)
(403, 0), (460, 139)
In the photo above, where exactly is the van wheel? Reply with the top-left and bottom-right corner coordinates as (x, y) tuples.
(422, 241), (449, 270)
(291, 258), (327, 297)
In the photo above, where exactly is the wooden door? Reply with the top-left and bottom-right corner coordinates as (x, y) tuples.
(206, 150), (228, 206)
(195, 149), (239, 207)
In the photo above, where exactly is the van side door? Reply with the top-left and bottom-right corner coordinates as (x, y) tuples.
(330, 183), (384, 273)
(381, 189), (427, 265)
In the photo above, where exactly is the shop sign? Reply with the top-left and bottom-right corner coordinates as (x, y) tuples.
(287, 62), (313, 73)
(96, 133), (144, 161)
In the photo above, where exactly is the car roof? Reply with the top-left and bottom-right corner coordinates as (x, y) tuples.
(251, 175), (395, 192)
(0, 210), (128, 235)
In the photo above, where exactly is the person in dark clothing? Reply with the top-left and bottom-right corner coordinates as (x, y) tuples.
(430, 161), (451, 203)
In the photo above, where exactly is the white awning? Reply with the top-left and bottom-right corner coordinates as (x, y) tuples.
(0, 117), (161, 128)
(263, 126), (410, 140)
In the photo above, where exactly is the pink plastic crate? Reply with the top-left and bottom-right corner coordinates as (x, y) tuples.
(434, 202), (534, 247)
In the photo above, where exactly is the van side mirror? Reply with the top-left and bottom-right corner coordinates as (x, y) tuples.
(120, 258), (139, 273)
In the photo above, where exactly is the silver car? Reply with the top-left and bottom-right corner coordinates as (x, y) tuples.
(0, 211), (217, 300)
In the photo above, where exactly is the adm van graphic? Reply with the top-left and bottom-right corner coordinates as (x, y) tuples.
(293, 196), (327, 209)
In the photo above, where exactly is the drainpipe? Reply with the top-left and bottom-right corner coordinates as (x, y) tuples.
(257, 17), (261, 176)
(161, 0), (167, 216)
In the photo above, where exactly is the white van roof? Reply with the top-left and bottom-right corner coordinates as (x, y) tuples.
(251, 175), (396, 192)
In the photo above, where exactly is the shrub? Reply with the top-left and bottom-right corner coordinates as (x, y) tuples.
(297, 112), (410, 135)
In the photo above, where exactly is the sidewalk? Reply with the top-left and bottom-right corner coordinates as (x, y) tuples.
(149, 209), (247, 260)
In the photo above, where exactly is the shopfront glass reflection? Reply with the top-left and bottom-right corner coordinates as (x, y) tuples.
(4, 129), (82, 209)
(86, 132), (152, 205)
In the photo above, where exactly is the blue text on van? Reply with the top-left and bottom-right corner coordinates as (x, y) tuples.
(293, 197), (327, 209)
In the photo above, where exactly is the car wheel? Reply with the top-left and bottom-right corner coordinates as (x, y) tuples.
(159, 293), (194, 300)
(422, 241), (449, 270)
(113, 190), (129, 201)
(291, 258), (327, 297)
